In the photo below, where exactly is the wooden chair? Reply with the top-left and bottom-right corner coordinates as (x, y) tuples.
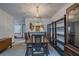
(24, 32), (28, 43)
(25, 32), (48, 56)
(32, 34), (45, 56)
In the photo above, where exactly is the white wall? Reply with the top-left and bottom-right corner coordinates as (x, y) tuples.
(14, 18), (25, 25)
(0, 9), (14, 42)
(52, 3), (74, 21)
(25, 18), (52, 32)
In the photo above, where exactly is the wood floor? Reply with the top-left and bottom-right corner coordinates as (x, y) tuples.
(0, 39), (60, 56)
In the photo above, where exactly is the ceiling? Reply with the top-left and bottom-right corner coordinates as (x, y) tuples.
(0, 3), (67, 19)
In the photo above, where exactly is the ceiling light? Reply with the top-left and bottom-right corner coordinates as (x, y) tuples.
(36, 5), (40, 17)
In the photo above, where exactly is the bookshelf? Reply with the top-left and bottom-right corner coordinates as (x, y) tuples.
(47, 16), (66, 56)
(55, 18), (65, 55)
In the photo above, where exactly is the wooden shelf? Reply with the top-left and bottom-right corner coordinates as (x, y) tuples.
(57, 39), (64, 45)
(55, 46), (64, 56)
(57, 37), (64, 42)
(56, 33), (64, 36)
(57, 43), (64, 51)
(56, 26), (64, 28)
(56, 24), (64, 28)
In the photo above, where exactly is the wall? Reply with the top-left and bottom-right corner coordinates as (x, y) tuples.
(52, 3), (74, 21)
(25, 18), (52, 32)
(0, 9), (14, 42)
(14, 17), (25, 25)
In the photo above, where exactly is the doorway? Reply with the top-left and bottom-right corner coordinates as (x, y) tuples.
(14, 24), (25, 38)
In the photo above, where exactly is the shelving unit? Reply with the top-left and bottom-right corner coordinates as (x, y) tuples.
(47, 16), (66, 56)
(55, 18), (65, 55)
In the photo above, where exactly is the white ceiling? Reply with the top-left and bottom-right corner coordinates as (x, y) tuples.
(0, 3), (67, 19)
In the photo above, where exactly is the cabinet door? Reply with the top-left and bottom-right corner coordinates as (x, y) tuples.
(65, 4), (79, 56)
(67, 4), (79, 47)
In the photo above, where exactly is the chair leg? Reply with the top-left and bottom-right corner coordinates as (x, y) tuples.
(26, 47), (28, 56)
(44, 44), (48, 56)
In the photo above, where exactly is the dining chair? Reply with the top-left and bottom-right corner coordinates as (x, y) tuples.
(32, 35), (45, 56)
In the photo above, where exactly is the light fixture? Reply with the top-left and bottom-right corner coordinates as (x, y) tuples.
(36, 5), (40, 17)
